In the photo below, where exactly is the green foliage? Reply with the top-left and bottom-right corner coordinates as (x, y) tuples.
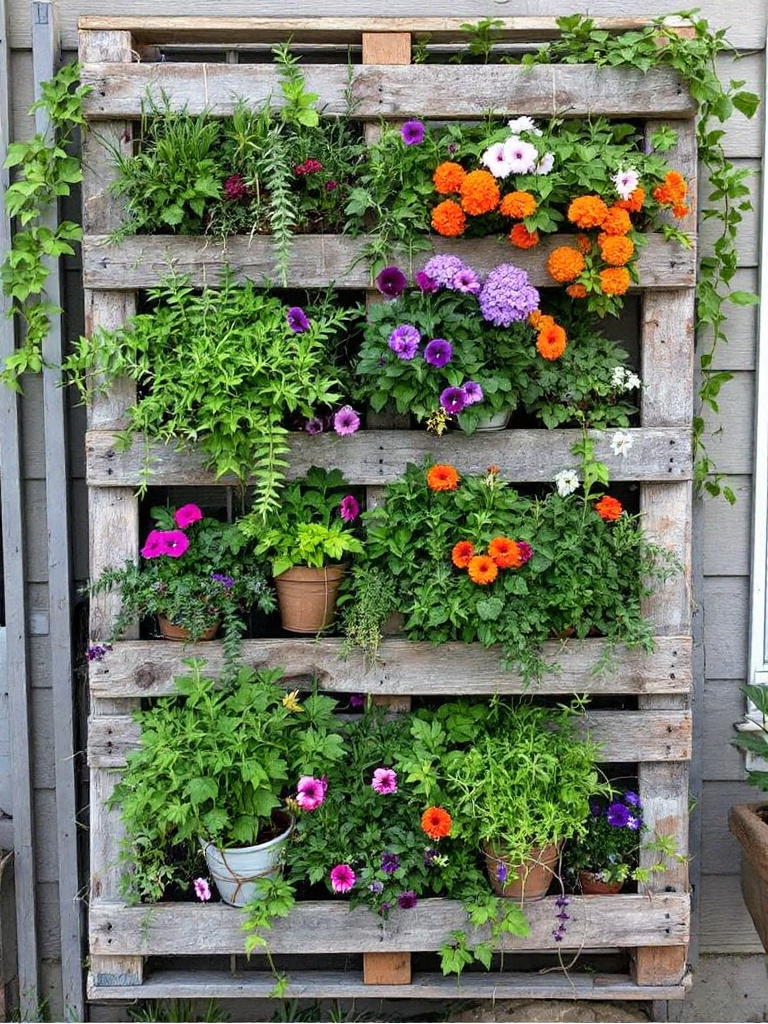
(340, 565), (399, 662)
(732, 683), (768, 792)
(63, 276), (358, 514)
(128, 999), (228, 1023)
(1, 62), (91, 389)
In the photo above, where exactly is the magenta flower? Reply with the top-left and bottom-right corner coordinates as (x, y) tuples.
(140, 529), (166, 559)
(296, 775), (327, 812)
(193, 877), (211, 901)
(294, 158), (323, 176)
(388, 324), (421, 360)
(333, 405), (361, 436)
(440, 387), (467, 415)
(304, 417), (324, 435)
(339, 495), (360, 523)
(397, 890), (418, 909)
(371, 767), (398, 795)
(174, 503), (203, 529)
(415, 271), (438, 293)
(424, 338), (453, 368)
(452, 268), (481, 294)
(159, 530), (190, 558)
(224, 174), (248, 200)
(330, 863), (356, 893)
(349, 693), (365, 709)
(287, 306), (310, 333)
(401, 120), (425, 146)
(517, 541), (533, 565)
(326, 179), (338, 191)
(376, 266), (408, 298)
(462, 381), (484, 405)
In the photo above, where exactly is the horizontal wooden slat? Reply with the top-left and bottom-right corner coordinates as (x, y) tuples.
(86, 967), (688, 1002)
(87, 709), (691, 767)
(80, 62), (694, 120)
(89, 636), (692, 698)
(82, 233), (697, 292)
(89, 894), (689, 956)
(85, 427), (693, 487)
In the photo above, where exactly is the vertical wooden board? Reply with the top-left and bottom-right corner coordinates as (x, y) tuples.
(631, 945), (688, 986)
(641, 290), (695, 429)
(362, 951), (412, 985)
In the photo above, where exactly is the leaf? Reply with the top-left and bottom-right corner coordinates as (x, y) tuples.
(729, 290), (760, 306)
(476, 597), (504, 622)
(732, 91), (760, 119)
(186, 776), (218, 806)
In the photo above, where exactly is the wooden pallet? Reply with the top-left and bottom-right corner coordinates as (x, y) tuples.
(80, 16), (694, 1003)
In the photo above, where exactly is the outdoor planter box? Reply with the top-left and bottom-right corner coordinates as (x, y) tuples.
(728, 803), (768, 952)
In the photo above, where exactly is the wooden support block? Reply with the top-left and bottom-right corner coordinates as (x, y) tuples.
(631, 946), (687, 987)
(89, 954), (144, 988)
(361, 32), (411, 66)
(362, 951), (412, 985)
(372, 694), (412, 712)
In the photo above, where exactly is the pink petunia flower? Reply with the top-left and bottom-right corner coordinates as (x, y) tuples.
(140, 529), (166, 559)
(296, 775), (327, 812)
(330, 863), (356, 892)
(159, 530), (190, 558)
(333, 406), (361, 436)
(193, 877), (211, 901)
(371, 767), (398, 795)
(174, 503), (203, 529)
(339, 495), (360, 523)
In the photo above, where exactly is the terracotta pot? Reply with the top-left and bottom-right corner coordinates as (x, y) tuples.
(728, 802), (768, 952)
(273, 564), (346, 634)
(157, 615), (219, 642)
(577, 869), (623, 895)
(482, 841), (561, 900)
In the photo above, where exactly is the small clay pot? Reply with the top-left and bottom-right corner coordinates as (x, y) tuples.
(482, 841), (561, 900)
(578, 869), (623, 895)
(157, 615), (219, 642)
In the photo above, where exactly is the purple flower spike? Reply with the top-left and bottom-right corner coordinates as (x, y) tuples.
(287, 306), (310, 333)
(333, 406), (361, 437)
(440, 386), (467, 415)
(376, 265), (408, 298)
(388, 324), (421, 360)
(416, 271), (438, 293)
(424, 338), (453, 368)
(462, 381), (484, 405)
(400, 120), (425, 146)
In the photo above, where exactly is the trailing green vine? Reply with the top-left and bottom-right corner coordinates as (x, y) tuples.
(1, 62), (91, 390)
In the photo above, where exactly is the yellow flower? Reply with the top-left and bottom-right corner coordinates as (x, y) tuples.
(282, 690), (304, 713)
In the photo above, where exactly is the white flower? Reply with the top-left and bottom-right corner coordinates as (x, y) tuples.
(534, 152), (555, 175)
(554, 469), (580, 497)
(612, 168), (639, 201)
(481, 141), (515, 179)
(502, 136), (538, 175)
(610, 430), (633, 458)
(625, 371), (642, 391)
(507, 115), (541, 136)
(611, 366), (628, 388)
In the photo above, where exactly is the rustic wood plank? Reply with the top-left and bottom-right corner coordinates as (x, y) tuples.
(85, 427), (693, 488)
(362, 951), (411, 985)
(81, 232), (697, 291)
(88, 709), (692, 768)
(89, 635), (692, 698)
(631, 946), (688, 986)
(86, 967), (688, 1002)
(89, 893), (690, 956)
(740, 856), (768, 953)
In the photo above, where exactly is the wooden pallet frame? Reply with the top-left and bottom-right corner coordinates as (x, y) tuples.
(80, 17), (694, 1004)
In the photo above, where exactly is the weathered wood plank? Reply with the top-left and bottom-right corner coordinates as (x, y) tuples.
(88, 709), (692, 768)
(81, 233), (697, 291)
(631, 946), (688, 986)
(79, 62), (694, 120)
(88, 636), (692, 698)
(89, 894), (690, 956)
(85, 427), (693, 488)
(86, 967), (688, 1002)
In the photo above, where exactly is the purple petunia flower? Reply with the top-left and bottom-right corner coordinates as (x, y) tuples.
(401, 120), (425, 146)
(333, 406), (361, 436)
(397, 890), (418, 910)
(462, 381), (484, 405)
(388, 324), (421, 360)
(381, 852), (400, 874)
(424, 338), (453, 368)
(376, 265), (408, 298)
(624, 791), (641, 806)
(349, 693), (365, 709)
(607, 802), (631, 828)
(369, 880), (384, 894)
(211, 573), (235, 589)
(304, 417), (324, 435)
(287, 306), (310, 333)
(415, 271), (438, 293)
(422, 255), (466, 288)
(627, 814), (641, 830)
(371, 767), (398, 795)
(440, 386), (467, 415)
(452, 268), (481, 294)
(339, 495), (360, 523)
(193, 877), (211, 901)
(479, 263), (540, 327)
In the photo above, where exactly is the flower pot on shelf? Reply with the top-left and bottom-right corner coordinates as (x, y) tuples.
(473, 408), (513, 431)
(202, 811), (295, 907)
(157, 615), (220, 642)
(273, 564), (346, 633)
(577, 869), (623, 895)
(482, 841), (561, 900)
(728, 802), (768, 952)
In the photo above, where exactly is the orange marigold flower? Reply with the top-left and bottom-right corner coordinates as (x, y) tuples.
(427, 464), (460, 491)
(488, 536), (523, 569)
(616, 186), (645, 213)
(509, 223), (540, 249)
(595, 495), (623, 522)
(597, 233), (635, 266)
(421, 806), (452, 840)
(599, 266), (631, 296)
(568, 195), (609, 229)
(467, 554), (498, 586)
(528, 311), (554, 330)
(672, 203), (690, 219)
(536, 323), (567, 361)
(499, 190), (537, 219)
(575, 233), (592, 253)
(451, 540), (475, 569)
(459, 169), (500, 215)
(431, 199), (466, 237)
(566, 283), (587, 299)
(600, 206), (632, 236)
(653, 171), (687, 207)
(547, 246), (586, 284)
(433, 161), (467, 195)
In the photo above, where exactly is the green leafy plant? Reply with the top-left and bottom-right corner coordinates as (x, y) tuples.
(64, 275), (359, 515)
(340, 565), (399, 662)
(86, 502), (275, 676)
(1, 62), (91, 389)
(732, 683), (768, 792)
(128, 999), (228, 1023)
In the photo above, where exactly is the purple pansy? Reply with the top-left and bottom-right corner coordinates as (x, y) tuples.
(401, 120), (425, 146)
(376, 266), (408, 298)
(440, 386), (467, 415)
(287, 306), (310, 333)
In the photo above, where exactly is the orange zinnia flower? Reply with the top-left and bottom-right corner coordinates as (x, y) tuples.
(427, 464), (460, 491)
(536, 323), (567, 361)
(528, 311), (554, 331)
(431, 199), (466, 237)
(598, 233), (634, 266)
(568, 195), (609, 229)
(600, 206), (632, 237)
(509, 223), (540, 249)
(599, 266), (631, 296)
(547, 246), (585, 284)
(459, 169), (500, 216)
(566, 283), (587, 299)
(451, 540), (475, 568)
(616, 186), (645, 213)
(433, 161), (466, 195)
(595, 495), (623, 521)
(499, 190), (537, 219)
(488, 536), (522, 569)
(468, 554), (498, 586)
(421, 806), (452, 840)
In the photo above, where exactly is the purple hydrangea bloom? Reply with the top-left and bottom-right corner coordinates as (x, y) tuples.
(401, 120), (425, 145)
(422, 255), (466, 288)
(415, 271), (438, 293)
(424, 338), (453, 368)
(462, 381), (484, 405)
(388, 324), (421, 360)
(304, 417), (324, 435)
(287, 306), (310, 333)
(440, 386), (467, 415)
(397, 890), (418, 910)
(333, 405), (361, 436)
(452, 267), (481, 294)
(479, 263), (540, 326)
(381, 852), (400, 875)
(376, 265), (408, 298)
(607, 802), (631, 828)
